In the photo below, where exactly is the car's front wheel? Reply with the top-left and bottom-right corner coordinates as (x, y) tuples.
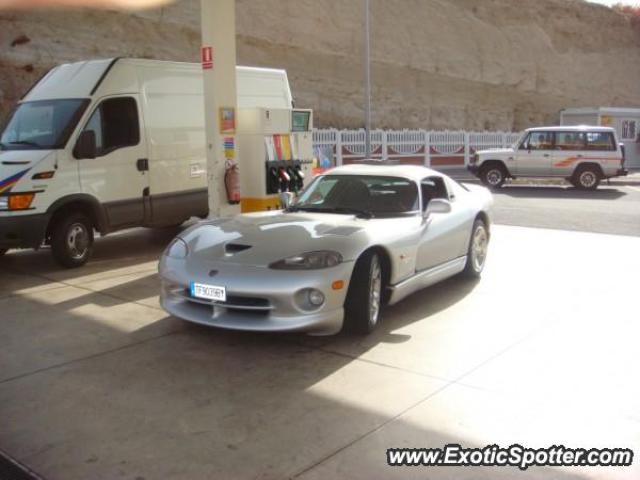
(463, 219), (489, 278)
(51, 213), (94, 268)
(344, 251), (383, 334)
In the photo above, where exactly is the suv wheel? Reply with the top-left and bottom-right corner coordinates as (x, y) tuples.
(51, 212), (94, 268)
(480, 164), (506, 189)
(573, 166), (600, 190)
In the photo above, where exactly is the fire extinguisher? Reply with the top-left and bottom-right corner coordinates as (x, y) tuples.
(224, 159), (241, 204)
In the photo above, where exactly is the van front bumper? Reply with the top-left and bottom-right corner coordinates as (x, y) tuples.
(0, 213), (49, 249)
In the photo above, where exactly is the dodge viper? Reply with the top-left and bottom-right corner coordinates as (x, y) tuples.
(159, 164), (493, 335)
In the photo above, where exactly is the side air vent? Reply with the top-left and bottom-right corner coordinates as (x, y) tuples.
(225, 243), (252, 254)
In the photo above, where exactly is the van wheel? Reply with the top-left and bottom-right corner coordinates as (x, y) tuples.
(51, 213), (94, 268)
(480, 164), (506, 189)
(573, 166), (600, 190)
(343, 251), (383, 334)
(463, 219), (489, 278)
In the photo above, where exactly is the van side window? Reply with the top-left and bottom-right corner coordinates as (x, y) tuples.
(527, 132), (554, 150)
(82, 97), (139, 156)
(585, 132), (615, 151)
(421, 176), (449, 211)
(555, 132), (585, 150)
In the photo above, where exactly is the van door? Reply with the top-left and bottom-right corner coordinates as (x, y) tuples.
(77, 95), (149, 229)
(515, 131), (554, 176)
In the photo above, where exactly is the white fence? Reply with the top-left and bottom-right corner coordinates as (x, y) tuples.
(313, 129), (522, 168)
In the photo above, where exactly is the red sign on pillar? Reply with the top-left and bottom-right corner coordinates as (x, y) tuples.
(201, 46), (213, 70)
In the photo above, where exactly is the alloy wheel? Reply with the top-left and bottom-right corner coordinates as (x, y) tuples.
(471, 224), (488, 272)
(369, 255), (382, 326)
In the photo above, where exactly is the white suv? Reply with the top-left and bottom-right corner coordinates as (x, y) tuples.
(468, 126), (628, 190)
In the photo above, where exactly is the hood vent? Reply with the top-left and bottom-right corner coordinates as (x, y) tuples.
(225, 243), (252, 254)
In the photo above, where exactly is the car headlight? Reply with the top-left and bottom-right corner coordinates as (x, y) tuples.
(166, 237), (189, 259)
(269, 250), (343, 270)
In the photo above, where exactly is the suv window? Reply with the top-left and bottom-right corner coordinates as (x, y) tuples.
(82, 97), (139, 156)
(585, 132), (616, 151)
(522, 131), (554, 150)
(555, 132), (585, 150)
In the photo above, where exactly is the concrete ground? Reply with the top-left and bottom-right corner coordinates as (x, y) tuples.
(1, 218), (639, 479)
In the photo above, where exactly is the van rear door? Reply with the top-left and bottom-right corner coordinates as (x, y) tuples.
(77, 95), (149, 229)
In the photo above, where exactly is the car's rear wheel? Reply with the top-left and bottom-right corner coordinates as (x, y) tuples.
(51, 213), (94, 268)
(344, 251), (383, 334)
(573, 166), (600, 190)
(463, 219), (489, 278)
(480, 164), (506, 189)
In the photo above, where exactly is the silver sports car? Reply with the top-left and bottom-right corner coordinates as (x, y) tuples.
(159, 164), (493, 335)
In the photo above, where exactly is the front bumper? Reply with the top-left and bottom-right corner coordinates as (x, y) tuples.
(0, 213), (49, 249)
(159, 256), (354, 335)
(467, 164), (480, 175)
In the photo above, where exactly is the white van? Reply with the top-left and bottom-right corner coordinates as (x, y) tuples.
(0, 58), (293, 267)
(468, 126), (628, 190)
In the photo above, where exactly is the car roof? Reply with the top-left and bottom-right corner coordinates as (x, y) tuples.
(326, 163), (442, 182)
(526, 125), (615, 133)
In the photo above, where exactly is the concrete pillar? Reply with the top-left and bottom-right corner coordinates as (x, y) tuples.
(201, 0), (240, 218)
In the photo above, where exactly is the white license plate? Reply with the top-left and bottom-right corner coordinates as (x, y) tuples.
(190, 282), (226, 302)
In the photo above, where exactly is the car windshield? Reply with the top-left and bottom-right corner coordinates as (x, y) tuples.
(0, 99), (89, 150)
(291, 174), (420, 218)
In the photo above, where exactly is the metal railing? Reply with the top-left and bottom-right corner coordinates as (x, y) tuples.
(313, 128), (522, 168)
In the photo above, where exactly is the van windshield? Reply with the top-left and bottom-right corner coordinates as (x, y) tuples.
(0, 99), (89, 151)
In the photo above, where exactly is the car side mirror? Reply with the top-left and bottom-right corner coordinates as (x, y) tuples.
(74, 130), (97, 159)
(424, 198), (452, 219)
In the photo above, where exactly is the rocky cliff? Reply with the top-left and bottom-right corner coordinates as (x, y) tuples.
(1, 0), (639, 130)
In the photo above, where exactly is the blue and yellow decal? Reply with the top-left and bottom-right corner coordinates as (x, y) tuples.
(0, 168), (30, 194)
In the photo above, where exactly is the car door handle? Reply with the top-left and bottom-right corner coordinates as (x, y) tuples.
(136, 158), (149, 172)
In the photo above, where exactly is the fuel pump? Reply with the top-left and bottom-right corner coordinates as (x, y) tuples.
(236, 107), (314, 212)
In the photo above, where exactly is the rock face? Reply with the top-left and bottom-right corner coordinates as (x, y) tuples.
(1, 0), (640, 130)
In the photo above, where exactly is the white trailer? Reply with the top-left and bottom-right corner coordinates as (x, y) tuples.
(560, 107), (640, 169)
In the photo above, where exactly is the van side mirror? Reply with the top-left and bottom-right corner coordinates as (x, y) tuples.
(424, 198), (452, 219)
(74, 130), (97, 159)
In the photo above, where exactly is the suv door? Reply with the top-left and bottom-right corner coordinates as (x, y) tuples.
(551, 131), (586, 177)
(515, 131), (554, 176)
(77, 96), (149, 229)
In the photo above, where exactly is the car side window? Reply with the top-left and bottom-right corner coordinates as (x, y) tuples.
(518, 133), (531, 150)
(585, 132), (616, 151)
(527, 132), (554, 151)
(421, 176), (449, 211)
(81, 97), (139, 157)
